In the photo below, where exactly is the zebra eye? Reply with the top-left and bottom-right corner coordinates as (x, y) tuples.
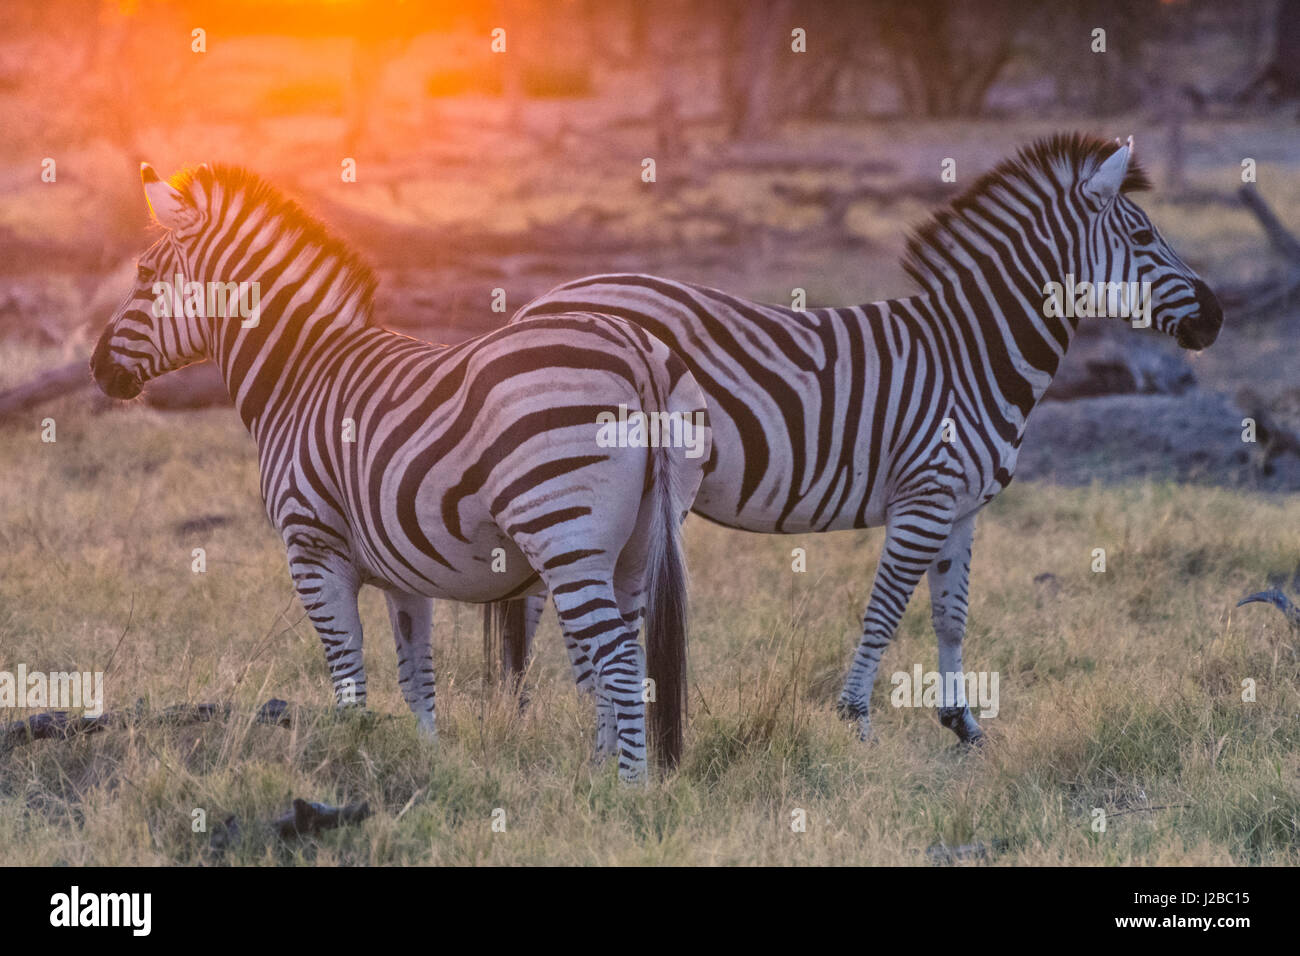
(137, 264), (154, 282)
(1132, 229), (1155, 245)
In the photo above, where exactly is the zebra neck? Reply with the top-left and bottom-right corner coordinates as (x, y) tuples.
(908, 278), (1078, 427)
(209, 309), (378, 436)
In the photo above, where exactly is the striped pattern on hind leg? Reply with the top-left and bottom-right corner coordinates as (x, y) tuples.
(548, 574), (647, 782)
(599, 575), (652, 765)
(566, 615), (622, 763)
(563, 582), (643, 765)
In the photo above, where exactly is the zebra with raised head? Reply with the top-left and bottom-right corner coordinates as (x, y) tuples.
(491, 133), (1224, 744)
(89, 163), (710, 780)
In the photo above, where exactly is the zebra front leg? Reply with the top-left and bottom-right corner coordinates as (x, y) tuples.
(927, 511), (984, 745)
(384, 590), (436, 737)
(287, 550), (368, 711)
(838, 497), (954, 740)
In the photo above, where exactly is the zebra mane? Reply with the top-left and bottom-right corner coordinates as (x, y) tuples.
(168, 163), (380, 325)
(901, 132), (1151, 292)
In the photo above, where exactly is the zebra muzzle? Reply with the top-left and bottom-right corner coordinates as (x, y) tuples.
(89, 352), (142, 399)
(1176, 280), (1223, 351)
(89, 328), (144, 399)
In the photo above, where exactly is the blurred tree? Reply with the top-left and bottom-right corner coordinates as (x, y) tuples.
(873, 0), (1018, 117)
(331, 2), (424, 156)
(720, 0), (796, 139)
(1040, 0), (1164, 115)
(765, 0), (875, 120)
(1238, 0), (1300, 104)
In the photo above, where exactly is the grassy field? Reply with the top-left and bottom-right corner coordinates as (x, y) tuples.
(1, 396), (1298, 866)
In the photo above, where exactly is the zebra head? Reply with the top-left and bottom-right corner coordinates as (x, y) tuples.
(1074, 136), (1222, 350)
(90, 163), (214, 400)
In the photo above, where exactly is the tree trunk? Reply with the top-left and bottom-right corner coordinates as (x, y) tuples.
(722, 0), (795, 140)
(1238, 0), (1300, 102)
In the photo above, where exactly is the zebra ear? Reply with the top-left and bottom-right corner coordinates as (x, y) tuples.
(140, 163), (197, 231)
(1082, 140), (1131, 204)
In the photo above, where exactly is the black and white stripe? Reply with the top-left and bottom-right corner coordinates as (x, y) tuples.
(493, 133), (1223, 742)
(90, 163), (709, 779)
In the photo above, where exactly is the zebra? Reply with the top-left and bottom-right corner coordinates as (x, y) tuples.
(88, 162), (710, 781)
(488, 133), (1224, 745)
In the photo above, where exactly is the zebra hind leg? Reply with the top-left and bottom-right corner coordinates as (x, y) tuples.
(599, 562), (656, 766)
(484, 594), (547, 710)
(579, 624), (619, 765)
(547, 571), (647, 783)
(548, 594), (616, 761)
(491, 594), (612, 758)
(500, 596), (536, 692)
(385, 591), (436, 737)
(926, 512), (984, 746)
(838, 494), (955, 741)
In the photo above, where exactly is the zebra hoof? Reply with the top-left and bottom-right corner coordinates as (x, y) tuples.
(835, 698), (864, 721)
(835, 699), (873, 742)
(618, 761), (649, 785)
(938, 706), (984, 746)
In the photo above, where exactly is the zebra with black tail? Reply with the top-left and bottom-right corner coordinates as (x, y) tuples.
(89, 163), (709, 780)
(491, 133), (1224, 744)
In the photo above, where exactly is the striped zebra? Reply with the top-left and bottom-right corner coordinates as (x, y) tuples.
(490, 133), (1224, 744)
(88, 163), (710, 780)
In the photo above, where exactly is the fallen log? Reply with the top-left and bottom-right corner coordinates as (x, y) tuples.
(139, 362), (229, 410)
(1235, 387), (1300, 470)
(0, 359), (91, 419)
(1238, 185), (1300, 263)
(0, 697), (292, 752)
(0, 358), (232, 420)
(1044, 324), (1195, 402)
(1215, 187), (1300, 316)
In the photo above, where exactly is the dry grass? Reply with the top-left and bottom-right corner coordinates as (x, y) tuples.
(0, 393), (1297, 865)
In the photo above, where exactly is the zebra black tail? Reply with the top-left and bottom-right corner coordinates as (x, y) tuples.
(483, 599), (529, 691)
(644, 443), (689, 770)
